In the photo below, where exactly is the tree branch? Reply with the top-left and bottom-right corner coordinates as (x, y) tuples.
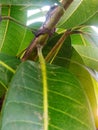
(22, 0), (73, 61)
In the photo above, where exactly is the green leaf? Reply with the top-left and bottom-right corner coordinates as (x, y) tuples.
(84, 12), (98, 26)
(1, 61), (95, 130)
(0, 0), (60, 5)
(0, 83), (5, 98)
(0, 53), (20, 111)
(70, 28), (96, 47)
(69, 58), (98, 128)
(73, 45), (98, 71)
(57, 0), (98, 29)
(0, 5), (34, 56)
(52, 36), (72, 68)
(0, 53), (21, 89)
(71, 26), (98, 47)
(48, 45), (98, 127)
(43, 33), (72, 68)
(71, 33), (88, 46)
(82, 26), (98, 47)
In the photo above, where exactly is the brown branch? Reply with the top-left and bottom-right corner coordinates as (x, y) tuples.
(22, 34), (49, 61)
(22, 0), (74, 61)
(45, 0), (73, 30)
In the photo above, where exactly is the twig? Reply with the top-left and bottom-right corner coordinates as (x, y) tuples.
(45, 30), (71, 62)
(22, 0), (74, 61)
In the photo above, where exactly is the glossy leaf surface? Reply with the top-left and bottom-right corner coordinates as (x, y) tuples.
(0, 6), (34, 56)
(73, 45), (98, 71)
(0, 53), (20, 89)
(1, 61), (95, 130)
(57, 0), (98, 29)
(84, 12), (98, 26)
(69, 53), (98, 127)
(50, 46), (98, 128)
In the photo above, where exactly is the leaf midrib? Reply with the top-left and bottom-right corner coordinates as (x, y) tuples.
(0, 5), (11, 50)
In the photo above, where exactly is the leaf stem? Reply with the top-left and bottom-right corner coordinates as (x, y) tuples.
(0, 81), (8, 91)
(37, 45), (48, 130)
(0, 61), (15, 74)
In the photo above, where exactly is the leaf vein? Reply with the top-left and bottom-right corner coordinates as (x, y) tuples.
(3, 120), (42, 130)
(48, 90), (87, 108)
(0, 5), (11, 50)
(49, 124), (63, 130)
(49, 106), (90, 129)
(5, 101), (43, 109)
(0, 61), (15, 73)
(81, 54), (98, 62)
(47, 78), (80, 89)
(20, 86), (42, 95)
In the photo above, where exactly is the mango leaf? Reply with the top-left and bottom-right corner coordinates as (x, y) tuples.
(82, 26), (98, 47)
(71, 33), (91, 46)
(49, 44), (84, 69)
(43, 33), (72, 68)
(69, 57), (98, 128)
(84, 12), (98, 26)
(52, 36), (72, 68)
(71, 26), (98, 48)
(0, 0), (60, 5)
(1, 61), (96, 130)
(0, 5), (34, 56)
(71, 27), (98, 47)
(0, 53), (21, 90)
(91, 78), (98, 128)
(49, 45), (98, 128)
(73, 45), (98, 71)
(0, 53), (20, 111)
(57, 0), (98, 29)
